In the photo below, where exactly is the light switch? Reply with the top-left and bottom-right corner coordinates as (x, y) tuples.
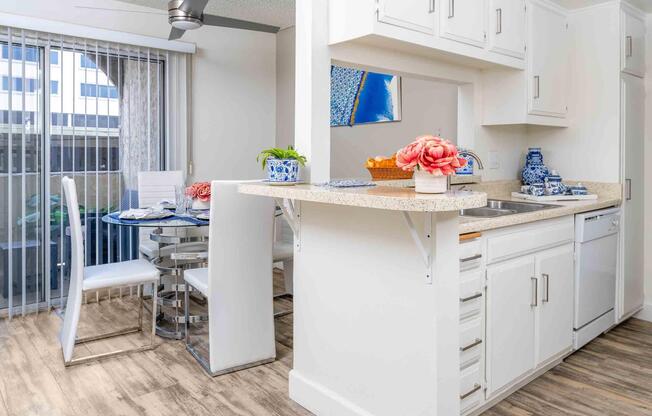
(488, 151), (499, 169)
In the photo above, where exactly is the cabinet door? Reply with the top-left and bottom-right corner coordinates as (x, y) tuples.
(528, 0), (568, 117)
(621, 10), (645, 78)
(378, 0), (436, 35)
(488, 0), (526, 59)
(487, 256), (536, 395)
(440, 0), (487, 47)
(535, 244), (574, 365)
(621, 73), (645, 318)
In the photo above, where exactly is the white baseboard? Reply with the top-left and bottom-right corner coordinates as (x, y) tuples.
(634, 303), (652, 322)
(289, 370), (373, 416)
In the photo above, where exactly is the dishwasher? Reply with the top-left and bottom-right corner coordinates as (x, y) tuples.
(574, 207), (620, 349)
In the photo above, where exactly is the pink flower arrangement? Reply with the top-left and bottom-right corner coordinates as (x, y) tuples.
(396, 135), (467, 176)
(186, 182), (211, 202)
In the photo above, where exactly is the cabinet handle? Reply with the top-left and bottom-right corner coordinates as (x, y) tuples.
(496, 8), (502, 34)
(460, 292), (483, 302)
(531, 277), (538, 307)
(625, 178), (632, 200)
(429, 0), (435, 13)
(460, 384), (482, 400)
(542, 273), (550, 303)
(448, 0), (455, 18)
(460, 338), (483, 352)
(534, 76), (540, 99)
(626, 35), (633, 57)
(460, 253), (482, 263)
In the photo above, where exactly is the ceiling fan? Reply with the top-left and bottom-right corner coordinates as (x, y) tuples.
(76, 0), (280, 40)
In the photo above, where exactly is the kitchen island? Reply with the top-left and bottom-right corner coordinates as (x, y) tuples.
(240, 183), (486, 416)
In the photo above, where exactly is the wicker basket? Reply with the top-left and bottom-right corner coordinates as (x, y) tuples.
(366, 167), (414, 181)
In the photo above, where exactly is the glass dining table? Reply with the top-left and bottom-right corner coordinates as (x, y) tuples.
(102, 212), (209, 339)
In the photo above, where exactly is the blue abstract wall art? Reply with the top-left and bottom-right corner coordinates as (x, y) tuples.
(330, 65), (402, 127)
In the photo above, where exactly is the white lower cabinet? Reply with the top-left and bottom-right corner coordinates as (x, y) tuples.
(486, 255), (536, 394)
(535, 244), (574, 365)
(485, 218), (574, 398)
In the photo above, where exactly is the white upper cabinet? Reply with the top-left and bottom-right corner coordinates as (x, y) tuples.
(621, 8), (645, 78)
(488, 0), (526, 59)
(328, 0), (527, 70)
(528, 0), (569, 117)
(440, 0), (487, 47)
(377, 0), (436, 35)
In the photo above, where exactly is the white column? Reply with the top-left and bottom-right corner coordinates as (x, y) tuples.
(295, 0), (331, 183)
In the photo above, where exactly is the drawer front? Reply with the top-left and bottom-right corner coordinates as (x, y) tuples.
(460, 238), (483, 272)
(460, 317), (483, 367)
(460, 270), (484, 320)
(487, 217), (574, 264)
(460, 362), (483, 412)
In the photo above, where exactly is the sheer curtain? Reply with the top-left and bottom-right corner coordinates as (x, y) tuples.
(0, 26), (190, 317)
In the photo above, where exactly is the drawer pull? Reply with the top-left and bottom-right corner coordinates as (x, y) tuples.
(460, 338), (482, 352)
(460, 292), (483, 303)
(460, 254), (482, 263)
(460, 383), (481, 400)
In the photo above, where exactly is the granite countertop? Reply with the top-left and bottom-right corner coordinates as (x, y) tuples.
(238, 183), (487, 212)
(455, 180), (622, 234)
(458, 195), (622, 234)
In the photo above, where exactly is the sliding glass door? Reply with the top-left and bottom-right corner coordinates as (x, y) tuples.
(0, 28), (167, 317)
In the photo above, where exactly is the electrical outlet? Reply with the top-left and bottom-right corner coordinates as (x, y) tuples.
(488, 151), (499, 169)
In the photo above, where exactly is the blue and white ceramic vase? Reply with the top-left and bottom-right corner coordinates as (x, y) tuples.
(267, 158), (299, 184)
(521, 147), (549, 185)
(455, 150), (474, 175)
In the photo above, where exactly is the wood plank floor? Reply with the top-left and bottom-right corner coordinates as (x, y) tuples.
(0, 277), (650, 416)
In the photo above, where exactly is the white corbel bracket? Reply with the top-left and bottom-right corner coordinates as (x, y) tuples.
(401, 212), (434, 285)
(276, 198), (301, 250)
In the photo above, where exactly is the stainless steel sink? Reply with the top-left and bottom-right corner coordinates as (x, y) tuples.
(460, 199), (560, 218)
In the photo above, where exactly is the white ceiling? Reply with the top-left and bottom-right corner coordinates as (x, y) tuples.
(115, 0), (295, 29)
(550, 0), (652, 12)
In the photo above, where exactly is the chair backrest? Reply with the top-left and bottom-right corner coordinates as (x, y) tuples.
(137, 170), (184, 208)
(60, 176), (85, 361)
(205, 180), (276, 372)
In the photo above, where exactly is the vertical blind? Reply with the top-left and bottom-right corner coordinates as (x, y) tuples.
(0, 26), (188, 318)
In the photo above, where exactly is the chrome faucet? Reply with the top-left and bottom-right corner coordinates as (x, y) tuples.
(458, 149), (484, 170)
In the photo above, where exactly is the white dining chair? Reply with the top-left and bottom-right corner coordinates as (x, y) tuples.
(60, 176), (160, 366)
(183, 180), (276, 376)
(137, 171), (206, 260)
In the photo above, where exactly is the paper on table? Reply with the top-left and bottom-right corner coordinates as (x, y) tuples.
(119, 207), (173, 220)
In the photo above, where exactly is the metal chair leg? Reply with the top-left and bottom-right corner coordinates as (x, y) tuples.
(64, 286), (158, 367)
(184, 284), (191, 346)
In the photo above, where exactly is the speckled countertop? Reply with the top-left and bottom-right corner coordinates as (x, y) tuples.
(453, 180), (622, 234)
(238, 183), (487, 212)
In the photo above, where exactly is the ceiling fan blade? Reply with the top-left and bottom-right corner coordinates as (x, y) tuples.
(178, 0), (209, 15)
(169, 27), (186, 40)
(202, 14), (280, 34)
(74, 5), (166, 15)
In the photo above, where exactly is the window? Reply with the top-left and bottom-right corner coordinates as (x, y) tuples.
(2, 76), (39, 93)
(80, 54), (96, 68)
(79, 83), (119, 99)
(50, 50), (59, 65)
(51, 80), (59, 94)
(2, 44), (39, 61)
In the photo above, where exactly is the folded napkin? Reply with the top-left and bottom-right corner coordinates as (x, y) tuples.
(119, 207), (172, 220)
(318, 179), (377, 188)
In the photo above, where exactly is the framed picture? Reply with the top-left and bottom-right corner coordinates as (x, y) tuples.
(330, 65), (402, 127)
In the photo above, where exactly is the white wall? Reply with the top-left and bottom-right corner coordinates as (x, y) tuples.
(276, 26), (295, 151)
(0, 0), (277, 182)
(331, 77), (458, 179)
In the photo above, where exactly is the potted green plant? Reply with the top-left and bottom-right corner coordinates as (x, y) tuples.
(257, 146), (307, 185)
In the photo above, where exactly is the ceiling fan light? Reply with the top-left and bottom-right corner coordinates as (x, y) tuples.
(170, 16), (202, 31)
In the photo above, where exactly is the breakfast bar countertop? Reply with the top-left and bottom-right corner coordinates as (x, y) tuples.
(238, 182), (487, 212)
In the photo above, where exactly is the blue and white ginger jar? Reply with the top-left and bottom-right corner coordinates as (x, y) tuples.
(521, 147), (549, 185)
(267, 158), (299, 183)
